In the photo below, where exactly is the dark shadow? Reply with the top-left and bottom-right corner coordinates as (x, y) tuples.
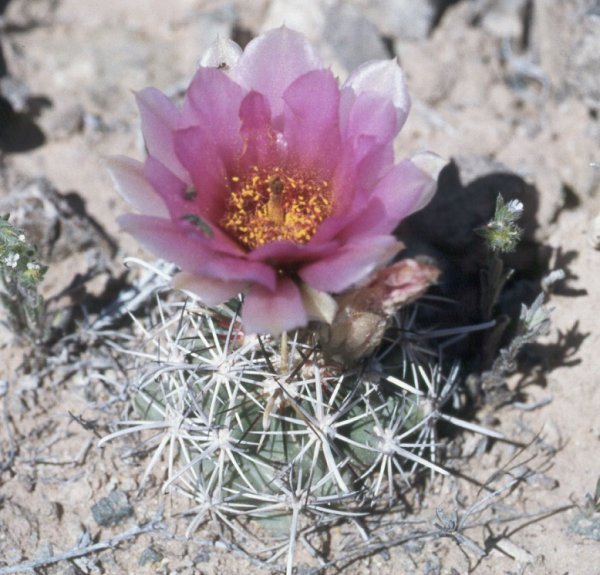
(0, 0), (12, 16)
(518, 321), (589, 386)
(0, 3), (51, 153)
(0, 95), (47, 152)
(399, 159), (549, 357)
(432, 0), (464, 31)
(550, 247), (588, 297)
(0, 39), (7, 77)
(396, 157), (585, 401)
(62, 191), (119, 258)
(231, 25), (254, 50)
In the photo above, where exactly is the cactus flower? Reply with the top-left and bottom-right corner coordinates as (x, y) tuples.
(109, 27), (439, 334)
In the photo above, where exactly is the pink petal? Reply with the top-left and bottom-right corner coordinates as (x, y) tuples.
(183, 67), (245, 158)
(408, 151), (447, 213)
(106, 155), (168, 218)
(143, 156), (188, 216)
(172, 126), (229, 220)
(118, 214), (276, 289)
(233, 27), (322, 119)
(242, 278), (308, 335)
(370, 159), (437, 232)
(283, 69), (341, 176)
(238, 91), (278, 169)
(118, 213), (215, 270)
(340, 88), (397, 150)
(136, 88), (189, 182)
(344, 59), (410, 132)
(202, 253), (276, 291)
(142, 156), (243, 256)
(299, 235), (402, 293)
(333, 197), (388, 241)
(172, 271), (246, 306)
(247, 237), (340, 264)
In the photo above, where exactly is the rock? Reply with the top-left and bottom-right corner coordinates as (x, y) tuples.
(479, 0), (530, 40)
(138, 546), (164, 566)
(323, 2), (389, 70)
(0, 75), (30, 113)
(566, 12), (600, 108)
(91, 490), (134, 527)
(532, 0), (600, 104)
(569, 512), (600, 541)
(349, 0), (446, 40)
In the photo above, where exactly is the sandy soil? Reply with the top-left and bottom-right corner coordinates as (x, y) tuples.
(1, 1), (599, 573)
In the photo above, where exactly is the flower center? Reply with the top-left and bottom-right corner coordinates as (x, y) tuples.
(220, 166), (332, 251)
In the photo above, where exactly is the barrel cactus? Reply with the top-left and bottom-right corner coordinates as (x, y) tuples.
(101, 258), (504, 571)
(103, 27), (508, 572)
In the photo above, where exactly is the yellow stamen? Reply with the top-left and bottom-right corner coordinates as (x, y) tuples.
(220, 166), (332, 250)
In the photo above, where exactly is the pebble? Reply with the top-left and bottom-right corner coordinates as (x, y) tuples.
(479, 0), (530, 39)
(138, 546), (164, 566)
(91, 490), (134, 527)
(352, 0), (443, 40)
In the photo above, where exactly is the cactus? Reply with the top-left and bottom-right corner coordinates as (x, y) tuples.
(100, 259), (504, 573)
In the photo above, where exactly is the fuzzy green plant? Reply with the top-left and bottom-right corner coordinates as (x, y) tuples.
(0, 214), (47, 343)
(477, 195), (524, 321)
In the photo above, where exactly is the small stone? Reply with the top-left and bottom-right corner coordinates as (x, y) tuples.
(138, 546), (164, 566)
(567, 13), (600, 108)
(193, 550), (210, 563)
(0, 75), (30, 112)
(91, 490), (134, 527)
(480, 0), (529, 40)
(323, 2), (389, 71)
(353, 0), (444, 41)
(569, 512), (600, 541)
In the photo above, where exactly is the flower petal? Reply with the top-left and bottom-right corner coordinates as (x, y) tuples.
(118, 213), (214, 270)
(136, 88), (189, 182)
(247, 237), (340, 264)
(299, 235), (402, 293)
(106, 155), (168, 218)
(172, 271), (246, 306)
(300, 283), (338, 324)
(173, 126), (229, 220)
(142, 156), (243, 256)
(242, 278), (308, 335)
(408, 151), (447, 213)
(345, 59), (410, 131)
(370, 159), (437, 232)
(341, 88), (397, 148)
(183, 67), (245, 159)
(118, 214), (276, 289)
(199, 37), (243, 70)
(283, 69), (341, 175)
(238, 91), (278, 169)
(233, 27), (322, 119)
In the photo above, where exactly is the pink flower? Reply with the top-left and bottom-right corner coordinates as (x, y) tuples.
(109, 27), (438, 334)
